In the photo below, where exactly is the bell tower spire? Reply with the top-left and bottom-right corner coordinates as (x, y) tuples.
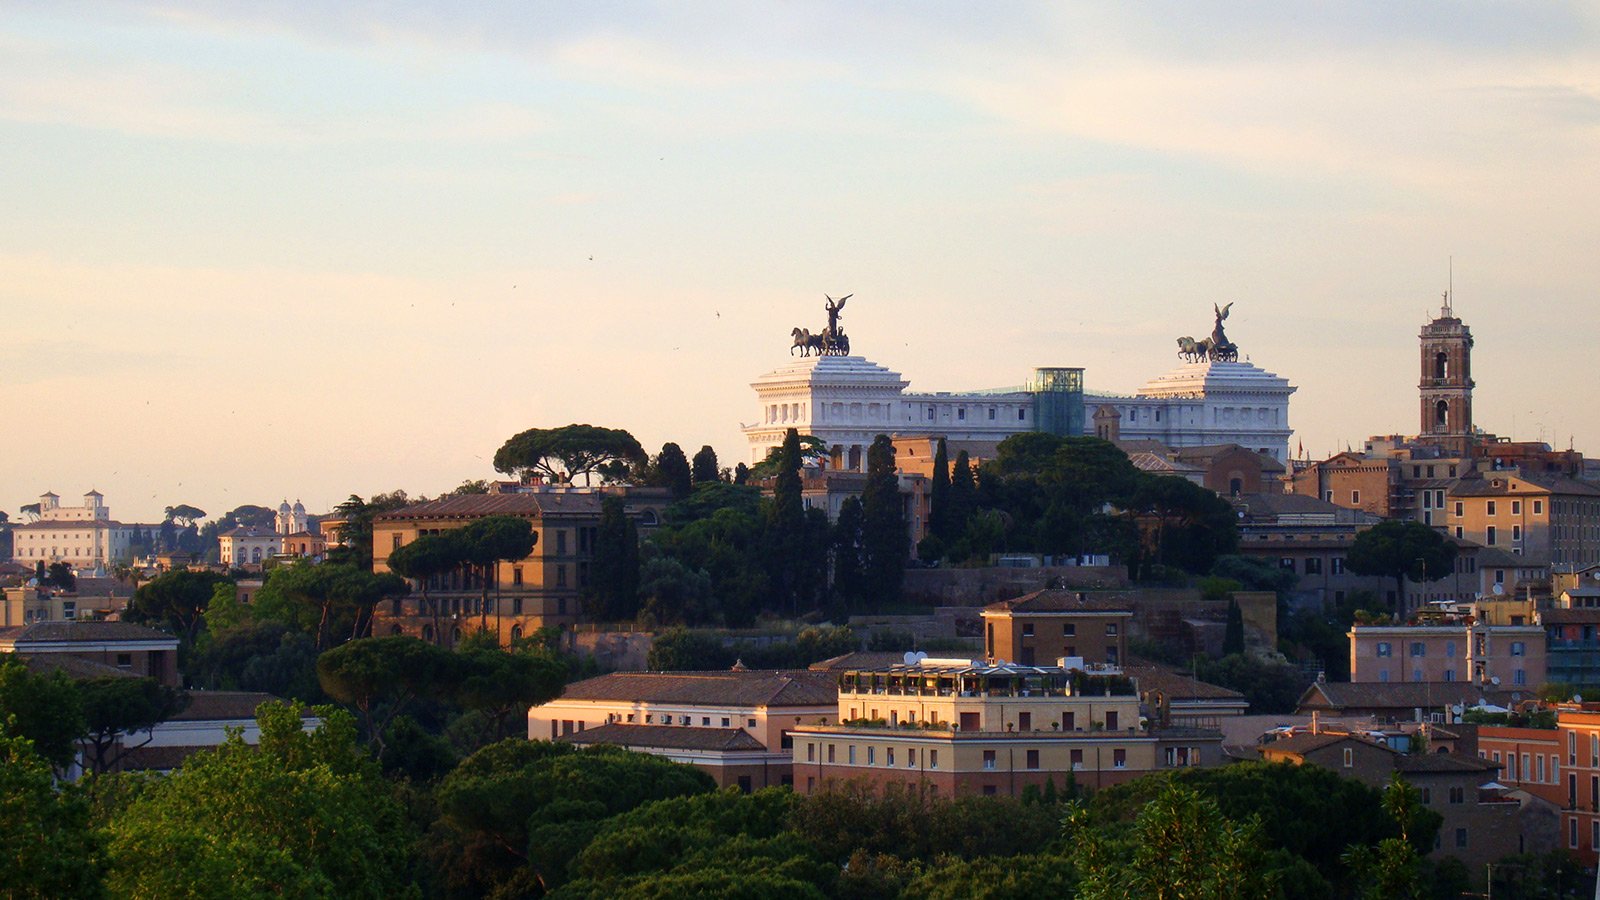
(1419, 279), (1474, 456)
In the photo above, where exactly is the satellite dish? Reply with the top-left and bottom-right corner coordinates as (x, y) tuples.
(1492, 583), (1505, 595)
(1451, 704), (1464, 715)
(1490, 676), (1501, 686)
(1575, 694), (1585, 704)
(1592, 571), (1600, 580)
(914, 651), (928, 663)
(903, 652), (919, 665)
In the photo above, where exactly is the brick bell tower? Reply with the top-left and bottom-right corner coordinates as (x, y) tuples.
(1418, 290), (1474, 455)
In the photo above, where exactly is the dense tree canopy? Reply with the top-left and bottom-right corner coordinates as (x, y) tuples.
(1346, 519), (1459, 610)
(493, 424), (647, 485)
(126, 569), (234, 641)
(103, 703), (414, 899)
(0, 725), (104, 899)
(0, 656), (85, 769)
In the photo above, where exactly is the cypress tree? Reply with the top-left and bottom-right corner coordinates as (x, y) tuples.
(766, 429), (806, 615)
(590, 497), (638, 620)
(929, 438), (951, 541)
(1223, 597), (1245, 656)
(832, 496), (865, 606)
(655, 443), (693, 499)
(691, 445), (720, 484)
(949, 450), (977, 538)
(860, 435), (907, 604)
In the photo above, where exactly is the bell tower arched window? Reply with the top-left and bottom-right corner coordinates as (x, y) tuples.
(1434, 351), (1448, 380)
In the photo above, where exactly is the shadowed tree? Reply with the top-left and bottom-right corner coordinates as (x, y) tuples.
(654, 442), (694, 499)
(860, 435), (907, 604)
(692, 445), (720, 484)
(929, 438), (951, 541)
(385, 532), (464, 644)
(126, 569), (234, 642)
(79, 676), (189, 775)
(317, 636), (456, 756)
(1346, 519), (1458, 612)
(587, 497), (639, 621)
(456, 516), (537, 632)
(0, 724), (105, 898)
(493, 424), (647, 486)
(0, 656), (85, 770)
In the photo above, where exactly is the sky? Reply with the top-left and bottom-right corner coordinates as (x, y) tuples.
(2, 2), (1597, 524)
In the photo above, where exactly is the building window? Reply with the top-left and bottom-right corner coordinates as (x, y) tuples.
(868, 747), (876, 766)
(1343, 747), (1354, 768)
(1022, 623), (1034, 637)
(1534, 500), (1544, 515)
(1512, 500), (1522, 515)
(512, 566), (523, 586)
(848, 746), (856, 764)
(556, 565), (568, 587)
(1062, 623), (1076, 637)
(1486, 526), (1497, 546)
(1304, 558), (1322, 575)
(1025, 749), (1040, 770)
(982, 750), (996, 770)
(1106, 623), (1118, 636)
(1376, 642), (1392, 658)
(1449, 786), (1464, 804)
(1410, 642), (1425, 658)
(1445, 641), (1456, 658)
(807, 743), (815, 762)
(1487, 501), (1498, 516)
(1113, 748), (1127, 769)
(1511, 641), (1526, 657)
(929, 749), (938, 769)
(1331, 557), (1345, 575)
(886, 748), (895, 767)
(1512, 525), (1522, 542)
(1455, 828), (1467, 848)
(1351, 490), (1361, 504)
(1444, 669), (1455, 682)
(1455, 502), (1464, 517)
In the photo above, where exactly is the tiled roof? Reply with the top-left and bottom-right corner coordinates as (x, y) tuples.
(376, 492), (603, 521)
(984, 589), (1136, 614)
(221, 526), (279, 538)
(15, 654), (137, 680)
(556, 723), (766, 752)
(1539, 608), (1600, 625)
(1476, 547), (1550, 567)
(1261, 731), (1390, 756)
(171, 691), (290, 722)
(1450, 473), (1600, 498)
(0, 621), (175, 645)
(1128, 452), (1205, 475)
(1396, 753), (1500, 773)
(810, 651), (913, 671)
(1171, 444), (1287, 473)
(1299, 681), (1528, 712)
(1124, 660), (1246, 702)
(557, 669), (838, 707)
(1234, 492), (1351, 518)
(118, 745), (199, 772)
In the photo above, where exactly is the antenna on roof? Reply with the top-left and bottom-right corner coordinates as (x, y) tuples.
(1443, 256), (1454, 317)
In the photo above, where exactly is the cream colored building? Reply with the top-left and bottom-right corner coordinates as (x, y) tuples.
(219, 526), (284, 567)
(9, 491), (135, 570)
(528, 668), (838, 790)
(1446, 472), (1600, 569)
(792, 657), (1223, 797)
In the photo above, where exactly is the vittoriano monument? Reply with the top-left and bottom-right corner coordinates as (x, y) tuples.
(790, 293), (853, 357)
(1175, 302), (1241, 362)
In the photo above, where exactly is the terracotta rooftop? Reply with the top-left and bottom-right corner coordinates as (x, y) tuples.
(171, 691), (301, 722)
(1450, 473), (1600, 498)
(0, 621), (176, 645)
(1395, 752), (1500, 773)
(984, 589), (1136, 615)
(15, 654), (136, 680)
(376, 492), (603, 521)
(1124, 660), (1246, 703)
(557, 669), (838, 707)
(1261, 730), (1389, 756)
(809, 651), (913, 671)
(556, 723), (767, 752)
(1299, 681), (1529, 712)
